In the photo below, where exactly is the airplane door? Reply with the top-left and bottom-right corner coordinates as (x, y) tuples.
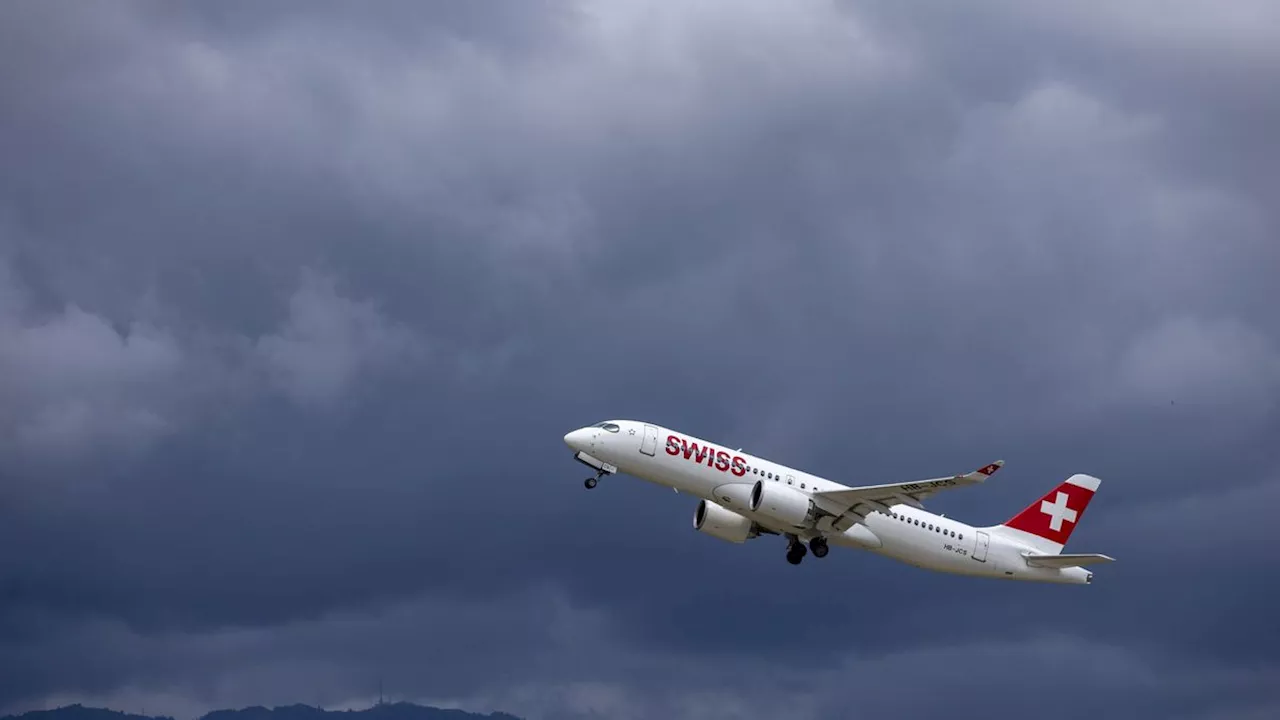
(640, 424), (659, 456)
(973, 530), (990, 562)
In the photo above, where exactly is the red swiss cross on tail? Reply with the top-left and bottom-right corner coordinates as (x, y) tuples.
(1000, 473), (1101, 553)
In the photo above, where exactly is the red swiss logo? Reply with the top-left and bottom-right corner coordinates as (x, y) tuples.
(1004, 480), (1096, 545)
(665, 435), (747, 477)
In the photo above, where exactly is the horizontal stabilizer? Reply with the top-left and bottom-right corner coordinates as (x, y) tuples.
(1023, 552), (1115, 569)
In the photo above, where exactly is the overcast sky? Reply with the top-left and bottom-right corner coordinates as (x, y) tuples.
(2, 1), (1278, 719)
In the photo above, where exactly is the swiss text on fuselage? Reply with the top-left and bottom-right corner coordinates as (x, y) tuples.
(665, 435), (748, 477)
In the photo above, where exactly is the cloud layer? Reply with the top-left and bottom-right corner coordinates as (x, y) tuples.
(2, 1), (1277, 718)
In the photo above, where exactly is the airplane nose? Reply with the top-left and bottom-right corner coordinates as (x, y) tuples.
(563, 428), (592, 451)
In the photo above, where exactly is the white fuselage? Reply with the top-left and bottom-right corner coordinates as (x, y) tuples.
(566, 420), (1094, 584)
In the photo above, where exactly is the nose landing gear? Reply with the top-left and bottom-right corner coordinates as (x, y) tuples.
(574, 452), (615, 490)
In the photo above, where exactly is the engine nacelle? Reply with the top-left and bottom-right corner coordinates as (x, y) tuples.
(693, 499), (757, 544)
(749, 480), (814, 527)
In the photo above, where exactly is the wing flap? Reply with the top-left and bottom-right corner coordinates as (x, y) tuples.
(1023, 552), (1116, 569)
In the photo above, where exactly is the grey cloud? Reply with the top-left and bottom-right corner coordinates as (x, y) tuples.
(1001, 0), (1280, 61)
(0, 258), (427, 473)
(255, 269), (425, 408)
(2, 0), (1278, 718)
(0, 257), (184, 463)
(1112, 315), (1280, 412)
(7, 595), (1277, 720)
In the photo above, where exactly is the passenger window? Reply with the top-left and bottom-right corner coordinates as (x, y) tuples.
(800, 483), (806, 489)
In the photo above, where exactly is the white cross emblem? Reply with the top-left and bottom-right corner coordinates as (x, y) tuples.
(1040, 491), (1078, 532)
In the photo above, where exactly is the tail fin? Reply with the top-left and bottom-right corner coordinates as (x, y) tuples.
(998, 473), (1101, 554)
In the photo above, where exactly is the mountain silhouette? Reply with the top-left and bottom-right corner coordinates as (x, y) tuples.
(3, 703), (522, 720)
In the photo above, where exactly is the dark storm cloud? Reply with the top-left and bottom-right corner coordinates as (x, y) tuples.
(2, 0), (1278, 718)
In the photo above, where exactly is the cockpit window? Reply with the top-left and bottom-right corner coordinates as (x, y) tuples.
(600, 423), (620, 433)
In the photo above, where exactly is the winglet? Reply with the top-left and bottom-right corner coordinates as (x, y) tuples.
(974, 460), (1004, 477)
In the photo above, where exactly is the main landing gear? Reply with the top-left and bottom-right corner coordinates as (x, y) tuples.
(785, 538), (806, 565)
(584, 470), (605, 490)
(785, 535), (829, 565)
(809, 536), (830, 558)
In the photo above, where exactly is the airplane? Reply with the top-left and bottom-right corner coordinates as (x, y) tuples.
(564, 420), (1115, 584)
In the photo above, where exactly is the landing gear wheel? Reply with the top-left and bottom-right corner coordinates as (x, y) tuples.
(584, 476), (598, 489)
(785, 540), (807, 565)
(809, 537), (829, 558)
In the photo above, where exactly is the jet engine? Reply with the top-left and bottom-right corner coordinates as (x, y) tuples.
(749, 480), (814, 528)
(693, 499), (757, 543)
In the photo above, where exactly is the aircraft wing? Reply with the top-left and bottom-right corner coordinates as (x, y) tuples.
(811, 460), (1003, 532)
